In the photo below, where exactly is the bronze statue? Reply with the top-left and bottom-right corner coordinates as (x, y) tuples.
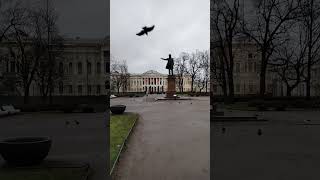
(161, 54), (174, 75)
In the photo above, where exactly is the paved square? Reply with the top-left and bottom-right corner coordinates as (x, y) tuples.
(213, 110), (320, 180)
(111, 95), (210, 180)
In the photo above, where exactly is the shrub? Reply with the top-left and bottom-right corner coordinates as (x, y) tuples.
(61, 105), (76, 113)
(82, 106), (95, 113)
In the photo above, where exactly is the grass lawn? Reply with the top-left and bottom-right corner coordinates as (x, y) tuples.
(0, 166), (89, 180)
(110, 113), (138, 169)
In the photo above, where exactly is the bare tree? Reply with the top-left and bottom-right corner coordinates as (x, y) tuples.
(211, 0), (242, 102)
(187, 51), (202, 93)
(195, 74), (206, 93)
(174, 52), (188, 92)
(110, 57), (129, 94)
(0, 0), (23, 42)
(270, 29), (307, 96)
(3, 2), (36, 104)
(211, 44), (228, 97)
(243, 0), (302, 97)
(33, 0), (63, 104)
(200, 50), (210, 93)
(301, 0), (320, 98)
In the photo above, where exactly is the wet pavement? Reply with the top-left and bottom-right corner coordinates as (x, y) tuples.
(0, 112), (109, 180)
(111, 95), (210, 180)
(212, 110), (320, 180)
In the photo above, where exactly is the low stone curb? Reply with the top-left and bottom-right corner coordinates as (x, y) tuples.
(110, 113), (139, 176)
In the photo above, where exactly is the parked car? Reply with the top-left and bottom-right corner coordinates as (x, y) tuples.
(2, 105), (21, 115)
(0, 108), (8, 117)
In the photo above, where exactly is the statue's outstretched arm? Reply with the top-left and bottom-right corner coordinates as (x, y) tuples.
(161, 58), (168, 61)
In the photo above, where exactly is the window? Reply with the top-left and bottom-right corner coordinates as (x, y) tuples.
(69, 62), (73, 74)
(87, 85), (91, 95)
(244, 62), (247, 73)
(78, 85), (82, 95)
(105, 61), (110, 73)
(104, 51), (110, 58)
(78, 62), (82, 74)
(87, 62), (92, 74)
(236, 83), (240, 93)
(213, 85), (217, 93)
(5, 59), (9, 72)
(249, 83), (254, 93)
(253, 62), (257, 72)
(96, 62), (101, 74)
(248, 53), (253, 59)
(105, 81), (110, 90)
(59, 62), (64, 74)
(235, 62), (240, 73)
(68, 85), (73, 94)
(10, 61), (15, 72)
(16, 63), (19, 73)
(59, 82), (63, 94)
(96, 85), (101, 95)
(248, 62), (253, 72)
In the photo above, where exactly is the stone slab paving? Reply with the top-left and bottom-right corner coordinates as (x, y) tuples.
(111, 95), (210, 180)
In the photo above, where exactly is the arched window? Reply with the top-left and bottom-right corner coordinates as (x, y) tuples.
(59, 62), (64, 74)
(78, 62), (82, 74)
(105, 61), (110, 73)
(59, 81), (63, 95)
(78, 85), (82, 95)
(87, 62), (92, 74)
(96, 85), (101, 95)
(87, 85), (91, 95)
(10, 61), (15, 72)
(97, 62), (101, 74)
(105, 80), (110, 90)
(68, 62), (73, 74)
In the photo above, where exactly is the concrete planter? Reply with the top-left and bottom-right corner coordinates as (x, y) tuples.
(0, 137), (52, 166)
(110, 105), (126, 114)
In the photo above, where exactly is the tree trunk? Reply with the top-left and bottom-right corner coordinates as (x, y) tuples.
(24, 87), (30, 104)
(286, 86), (292, 97)
(259, 55), (267, 97)
(227, 71), (234, 104)
(191, 78), (194, 93)
(306, 0), (314, 99)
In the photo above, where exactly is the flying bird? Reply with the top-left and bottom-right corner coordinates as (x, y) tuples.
(136, 25), (155, 36)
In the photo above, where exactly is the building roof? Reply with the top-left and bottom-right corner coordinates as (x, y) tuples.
(142, 70), (164, 75)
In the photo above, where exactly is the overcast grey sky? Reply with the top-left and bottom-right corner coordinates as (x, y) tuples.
(52, 0), (109, 38)
(111, 0), (209, 74)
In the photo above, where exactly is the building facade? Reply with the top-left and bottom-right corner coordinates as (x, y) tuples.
(0, 37), (110, 96)
(111, 70), (194, 93)
(211, 41), (320, 96)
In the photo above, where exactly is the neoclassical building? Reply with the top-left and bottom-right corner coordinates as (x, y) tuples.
(111, 70), (193, 93)
(0, 37), (110, 96)
(211, 41), (320, 96)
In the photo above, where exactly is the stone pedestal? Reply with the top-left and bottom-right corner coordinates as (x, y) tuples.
(166, 75), (176, 98)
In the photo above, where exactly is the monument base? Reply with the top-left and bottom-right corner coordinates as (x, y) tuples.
(166, 75), (176, 98)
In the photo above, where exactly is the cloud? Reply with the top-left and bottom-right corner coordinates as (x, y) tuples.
(53, 0), (109, 38)
(111, 0), (209, 74)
